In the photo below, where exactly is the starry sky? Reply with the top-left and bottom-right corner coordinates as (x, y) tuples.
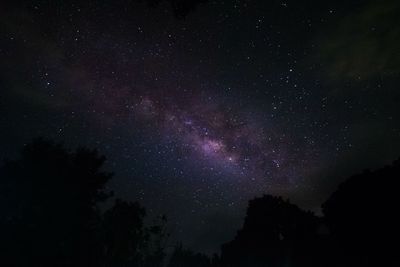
(1, 0), (400, 254)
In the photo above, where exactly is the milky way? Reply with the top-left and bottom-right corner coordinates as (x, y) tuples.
(131, 91), (316, 190)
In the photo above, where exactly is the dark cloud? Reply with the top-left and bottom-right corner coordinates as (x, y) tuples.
(316, 0), (400, 81)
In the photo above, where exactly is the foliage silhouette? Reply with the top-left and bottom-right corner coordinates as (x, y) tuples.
(0, 138), (166, 267)
(217, 159), (400, 267)
(219, 195), (324, 267)
(322, 159), (400, 267)
(167, 244), (212, 267)
(102, 199), (167, 267)
(1, 138), (400, 266)
(0, 138), (111, 266)
(103, 199), (146, 266)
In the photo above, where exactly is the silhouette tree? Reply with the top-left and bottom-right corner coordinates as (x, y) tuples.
(103, 199), (146, 266)
(102, 198), (167, 267)
(322, 159), (400, 267)
(143, 215), (169, 267)
(220, 195), (323, 267)
(0, 138), (167, 267)
(0, 138), (112, 266)
(2, 138), (400, 267)
(167, 244), (211, 267)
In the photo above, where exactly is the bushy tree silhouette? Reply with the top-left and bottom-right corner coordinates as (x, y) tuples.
(0, 138), (167, 267)
(143, 215), (169, 267)
(220, 195), (324, 267)
(217, 159), (400, 267)
(102, 199), (167, 267)
(0, 138), (112, 266)
(167, 244), (211, 267)
(103, 199), (146, 266)
(1, 138), (400, 267)
(322, 159), (400, 267)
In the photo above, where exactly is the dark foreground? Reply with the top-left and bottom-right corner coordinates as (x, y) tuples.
(1, 139), (399, 266)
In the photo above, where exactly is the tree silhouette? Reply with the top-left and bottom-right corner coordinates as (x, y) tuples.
(220, 195), (324, 267)
(2, 138), (400, 267)
(322, 159), (400, 267)
(143, 215), (169, 267)
(0, 138), (167, 267)
(0, 138), (112, 266)
(103, 199), (146, 266)
(167, 244), (211, 267)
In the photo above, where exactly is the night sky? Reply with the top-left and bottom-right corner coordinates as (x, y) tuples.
(1, 0), (400, 254)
